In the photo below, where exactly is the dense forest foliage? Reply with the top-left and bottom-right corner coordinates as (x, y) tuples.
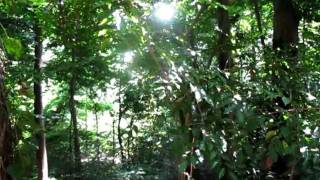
(0, 0), (320, 179)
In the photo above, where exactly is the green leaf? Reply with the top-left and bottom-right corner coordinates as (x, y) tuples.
(247, 118), (259, 131)
(3, 37), (22, 59)
(210, 161), (219, 169)
(280, 127), (290, 139)
(268, 142), (279, 161)
(219, 168), (225, 179)
(236, 110), (245, 122)
(266, 130), (277, 140)
(209, 151), (217, 161)
(229, 171), (238, 180)
(99, 18), (108, 26)
(281, 96), (291, 106)
(178, 160), (188, 173)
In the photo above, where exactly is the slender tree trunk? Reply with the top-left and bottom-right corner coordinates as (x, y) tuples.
(84, 98), (88, 155)
(217, 0), (232, 70)
(118, 92), (125, 162)
(94, 104), (100, 162)
(94, 104), (99, 134)
(252, 0), (265, 47)
(69, 75), (81, 174)
(34, 19), (49, 180)
(68, 121), (73, 176)
(0, 51), (13, 180)
(112, 116), (116, 164)
(127, 118), (134, 162)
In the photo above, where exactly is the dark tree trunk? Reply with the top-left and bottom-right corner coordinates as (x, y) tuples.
(112, 116), (116, 164)
(68, 121), (73, 176)
(127, 118), (134, 161)
(69, 75), (81, 174)
(217, 0), (232, 70)
(0, 51), (13, 180)
(118, 93), (125, 162)
(271, 0), (301, 179)
(34, 19), (48, 180)
(252, 0), (265, 47)
(217, 1), (234, 179)
(273, 0), (300, 52)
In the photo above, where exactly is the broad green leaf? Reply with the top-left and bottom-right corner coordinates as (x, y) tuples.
(219, 168), (225, 179)
(268, 148), (278, 162)
(281, 96), (291, 106)
(211, 161), (219, 169)
(247, 118), (259, 131)
(3, 37), (22, 59)
(99, 18), (108, 26)
(280, 127), (290, 139)
(236, 110), (245, 122)
(98, 29), (107, 36)
(266, 130), (277, 140)
(178, 160), (188, 173)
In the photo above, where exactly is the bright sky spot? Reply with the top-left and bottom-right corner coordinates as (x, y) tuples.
(300, 146), (307, 153)
(42, 39), (54, 67)
(124, 51), (134, 63)
(306, 92), (316, 101)
(304, 127), (311, 135)
(42, 50), (54, 68)
(113, 10), (122, 30)
(154, 2), (176, 21)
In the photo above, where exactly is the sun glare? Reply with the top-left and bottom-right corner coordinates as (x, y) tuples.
(154, 2), (176, 21)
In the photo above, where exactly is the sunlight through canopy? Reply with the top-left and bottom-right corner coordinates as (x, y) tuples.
(154, 2), (176, 21)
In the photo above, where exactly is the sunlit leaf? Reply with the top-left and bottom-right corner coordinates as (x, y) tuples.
(3, 37), (22, 59)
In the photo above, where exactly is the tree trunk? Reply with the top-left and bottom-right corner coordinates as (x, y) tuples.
(0, 51), (13, 180)
(127, 118), (134, 161)
(217, 0), (232, 70)
(217, 1), (234, 179)
(273, 0), (300, 52)
(252, 0), (265, 47)
(94, 104), (100, 162)
(112, 116), (116, 164)
(69, 75), (81, 174)
(34, 19), (49, 180)
(68, 121), (73, 176)
(118, 93), (125, 162)
(271, 0), (301, 178)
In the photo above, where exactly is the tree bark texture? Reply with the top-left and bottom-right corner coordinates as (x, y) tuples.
(118, 92), (125, 162)
(69, 75), (81, 174)
(273, 0), (300, 51)
(0, 50), (13, 180)
(34, 19), (49, 180)
(217, 0), (232, 70)
(94, 104), (100, 162)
